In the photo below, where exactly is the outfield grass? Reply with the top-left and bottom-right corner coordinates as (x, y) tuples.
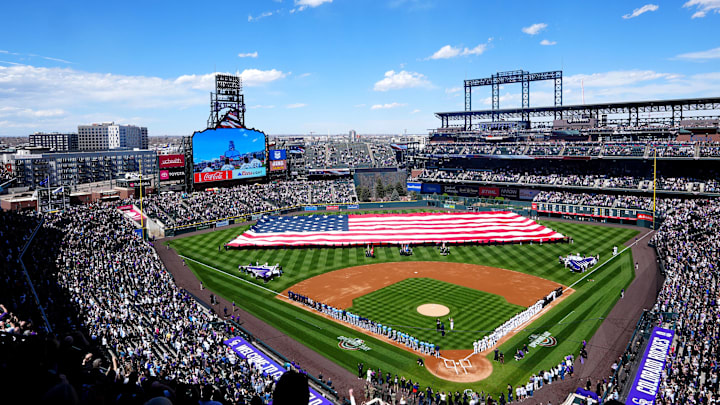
(169, 217), (638, 395)
(348, 278), (525, 350)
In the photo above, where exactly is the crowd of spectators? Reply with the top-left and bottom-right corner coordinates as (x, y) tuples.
(142, 180), (357, 227)
(300, 143), (397, 169)
(649, 198), (720, 404)
(369, 144), (398, 167)
(421, 141), (720, 158)
(1, 204), (322, 405)
(417, 167), (716, 193)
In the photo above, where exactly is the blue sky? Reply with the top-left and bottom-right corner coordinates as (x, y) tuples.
(1, 0), (719, 136)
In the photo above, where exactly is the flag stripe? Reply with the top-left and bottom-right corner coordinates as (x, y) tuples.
(227, 212), (564, 247)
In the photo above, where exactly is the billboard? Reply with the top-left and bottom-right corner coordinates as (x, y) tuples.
(269, 149), (287, 161)
(421, 183), (442, 194)
(519, 188), (541, 201)
(407, 182), (422, 192)
(478, 187), (500, 198)
(269, 160), (287, 172)
(443, 184), (479, 197)
(500, 188), (519, 199)
(159, 154), (185, 169)
(160, 167), (186, 183)
(626, 327), (674, 405)
(192, 127), (266, 183)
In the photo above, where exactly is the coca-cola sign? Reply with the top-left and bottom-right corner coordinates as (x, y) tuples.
(159, 154), (185, 168)
(194, 170), (229, 183)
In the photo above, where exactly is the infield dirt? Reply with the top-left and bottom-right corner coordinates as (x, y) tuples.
(279, 261), (573, 382)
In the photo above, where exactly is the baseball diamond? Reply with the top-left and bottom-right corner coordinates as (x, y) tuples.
(168, 217), (639, 394)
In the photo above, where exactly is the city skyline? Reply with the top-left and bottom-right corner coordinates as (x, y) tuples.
(1, 0), (719, 136)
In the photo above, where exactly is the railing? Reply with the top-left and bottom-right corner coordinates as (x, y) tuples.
(18, 219), (52, 333)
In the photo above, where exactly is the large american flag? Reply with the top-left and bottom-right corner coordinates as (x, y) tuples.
(227, 212), (564, 248)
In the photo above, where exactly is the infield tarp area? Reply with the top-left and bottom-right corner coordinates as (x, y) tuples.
(227, 211), (565, 247)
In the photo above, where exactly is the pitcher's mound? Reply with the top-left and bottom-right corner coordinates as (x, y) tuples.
(417, 304), (450, 317)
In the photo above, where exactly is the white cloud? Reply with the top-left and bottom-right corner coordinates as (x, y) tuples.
(540, 39), (557, 46)
(248, 104), (275, 109)
(683, 0), (720, 18)
(622, 4), (659, 19)
(238, 69), (289, 86)
(298, 73), (312, 78)
(445, 87), (462, 95)
(428, 39), (491, 60)
(373, 70), (431, 91)
(0, 65), (288, 134)
(287, 103), (307, 109)
(411, 109), (421, 114)
(564, 70), (681, 88)
(676, 46), (720, 60)
(292, 0), (332, 12)
(248, 11), (274, 22)
(371, 102), (406, 110)
(0, 106), (66, 118)
(238, 52), (258, 58)
(429, 45), (460, 59)
(521, 23), (547, 35)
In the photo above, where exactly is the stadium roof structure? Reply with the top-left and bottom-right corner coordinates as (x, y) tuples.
(436, 97), (720, 129)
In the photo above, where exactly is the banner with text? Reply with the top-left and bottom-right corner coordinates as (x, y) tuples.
(159, 154), (185, 169)
(224, 336), (333, 405)
(626, 326), (675, 405)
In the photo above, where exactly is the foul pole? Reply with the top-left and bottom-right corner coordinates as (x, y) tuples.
(653, 147), (657, 229)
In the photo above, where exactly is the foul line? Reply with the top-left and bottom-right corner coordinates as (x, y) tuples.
(178, 255), (282, 296)
(564, 229), (655, 292)
(558, 310), (575, 324)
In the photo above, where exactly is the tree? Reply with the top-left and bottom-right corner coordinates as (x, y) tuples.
(375, 178), (386, 199)
(390, 189), (400, 201)
(409, 191), (419, 200)
(356, 186), (371, 202)
(385, 184), (395, 198)
(395, 182), (406, 196)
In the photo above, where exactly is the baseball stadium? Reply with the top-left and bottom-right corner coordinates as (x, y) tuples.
(2, 5), (720, 404)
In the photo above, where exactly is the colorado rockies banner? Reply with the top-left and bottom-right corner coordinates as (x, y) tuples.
(224, 336), (333, 405)
(625, 326), (675, 405)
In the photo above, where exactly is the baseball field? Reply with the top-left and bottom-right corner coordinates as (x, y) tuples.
(167, 212), (638, 394)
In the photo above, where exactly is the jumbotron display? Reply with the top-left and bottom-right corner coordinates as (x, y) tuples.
(192, 127), (267, 183)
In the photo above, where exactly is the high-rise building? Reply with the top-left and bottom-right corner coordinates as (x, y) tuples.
(78, 122), (148, 151)
(349, 130), (357, 141)
(29, 132), (79, 151)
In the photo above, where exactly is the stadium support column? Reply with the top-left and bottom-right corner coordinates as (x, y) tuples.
(554, 71), (563, 121)
(672, 104), (683, 127)
(522, 72), (530, 123)
(492, 74), (500, 122)
(464, 81), (472, 130)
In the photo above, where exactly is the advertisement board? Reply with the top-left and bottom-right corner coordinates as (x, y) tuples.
(304, 206), (318, 211)
(478, 187), (500, 198)
(216, 219), (230, 227)
(160, 167), (186, 183)
(269, 160), (287, 171)
(346, 204), (359, 210)
(224, 337), (333, 405)
(406, 182), (422, 192)
(421, 183), (442, 194)
(326, 205), (340, 211)
(192, 127), (266, 183)
(443, 184), (479, 197)
(626, 327), (675, 405)
(159, 154), (185, 169)
(269, 149), (287, 161)
(519, 188), (541, 201)
(500, 188), (519, 199)
(637, 213), (653, 221)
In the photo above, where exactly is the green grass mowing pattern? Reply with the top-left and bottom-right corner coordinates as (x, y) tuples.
(348, 278), (525, 350)
(169, 218), (639, 394)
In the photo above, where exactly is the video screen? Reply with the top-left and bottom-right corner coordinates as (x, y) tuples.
(192, 127), (267, 183)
